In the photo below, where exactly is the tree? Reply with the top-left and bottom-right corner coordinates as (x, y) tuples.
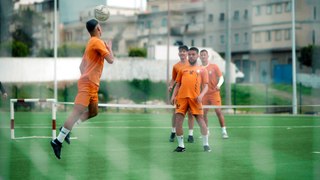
(129, 47), (147, 57)
(299, 45), (320, 73)
(10, 8), (44, 56)
(0, 41), (29, 57)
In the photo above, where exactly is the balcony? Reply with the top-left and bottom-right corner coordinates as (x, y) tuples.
(181, 23), (204, 34)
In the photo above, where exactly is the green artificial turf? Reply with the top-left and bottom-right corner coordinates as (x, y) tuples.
(0, 111), (319, 180)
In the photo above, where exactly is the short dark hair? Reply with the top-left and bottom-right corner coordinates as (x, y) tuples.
(189, 47), (199, 53)
(86, 19), (98, 33)
(200, 49), (208, 53)
(178, 45), (188, 51)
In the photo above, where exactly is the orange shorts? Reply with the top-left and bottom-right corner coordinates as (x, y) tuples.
(202, 92), (222, 106)
(74, 79), (99, 107)
(175, 97), (203, 115)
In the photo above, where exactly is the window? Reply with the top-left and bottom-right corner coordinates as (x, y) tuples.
(284, 29), (291, 40)
(234, 10), (239, 20)
(244, 9), (248, 19)
(208, 14), (213, 22)
(255, 6), (261, 15)
(139, 21), (144, 30)
(244, 32), (248, 43)
(220, 35), (225, 44)
(146, 21), (152, 29)
(191, 16), (196, 24)
(191, 39), (195, 46)
(202, 38), (206, 46)
(255, 32), (261, 43)
(265, 31), (271, 41)
(219, 13), (225, 21)
(314, 7), (317, 20)
(161, 18), (167, 27)
(209, 35), (214, 46)
(266, 4), (272, 15)
(275, 30), (282, 41)
(276, 3), (282, 14)
(234, 33), (239, 44)
(285, 2), (291, 12)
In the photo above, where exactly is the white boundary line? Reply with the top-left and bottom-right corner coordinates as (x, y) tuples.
(2, 125), (320, 129)
(57, 102), (320, 109)
(14, 136), (78, 140)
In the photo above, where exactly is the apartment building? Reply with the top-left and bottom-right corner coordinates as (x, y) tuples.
(12, 0), (319, 83)
(248, 0), (320, 83)
(62, 6), (140, 56)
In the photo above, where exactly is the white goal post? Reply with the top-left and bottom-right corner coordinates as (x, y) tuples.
(10, 99), (57, 140)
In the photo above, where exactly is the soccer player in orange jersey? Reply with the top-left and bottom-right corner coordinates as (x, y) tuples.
(168, 45), (195, 143)
(200, 49), (228, 139)
(50, 19), (114, 159)
(171, 47), (211, 152)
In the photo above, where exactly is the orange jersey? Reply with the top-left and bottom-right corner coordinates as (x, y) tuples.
(203, 63), (222, 95)
(79, 37), (110, 86)
(172, 61), (190, 81)
(176, 65), (208, 99)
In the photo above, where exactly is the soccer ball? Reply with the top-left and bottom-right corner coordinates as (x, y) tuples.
(94, 5), (110, 22)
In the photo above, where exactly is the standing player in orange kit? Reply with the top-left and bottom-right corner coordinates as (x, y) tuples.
(168, 45), (195, 143)
(50, 19), (114, 159)
(171, 47), (211, 152)
(200, 49), (228, 139)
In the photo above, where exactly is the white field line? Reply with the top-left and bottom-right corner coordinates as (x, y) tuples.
(2, 125), (320, 129)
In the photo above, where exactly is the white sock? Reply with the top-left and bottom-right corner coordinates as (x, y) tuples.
(202, 135), (209, 146)
(57, 127), (70, 143)
(177, 135), (185, 148)
(171, 127), (176, 133)
(222, 127), (227, 134)
(189, 129), (193, 136)
(207, 128), (210, 135)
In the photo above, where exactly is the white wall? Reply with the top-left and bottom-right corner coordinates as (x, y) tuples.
(0, 49), (244, 83)
(0, 57), (168, 83)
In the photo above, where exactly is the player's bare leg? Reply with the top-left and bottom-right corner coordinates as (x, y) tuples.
(51, 104), (87, 159)
(203, 108), (209, 134)
(187, 111), (195, 143)
(215, 108), (228, 139)
(169, 110), (176, 142)
(173, 113), (186, 152)
(195, 115), (211, 152)
(60, 102), (99, 144)
(77, 102), (99, 124)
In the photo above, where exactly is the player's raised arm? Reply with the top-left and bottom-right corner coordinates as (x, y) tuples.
(104, 40), (114, 64)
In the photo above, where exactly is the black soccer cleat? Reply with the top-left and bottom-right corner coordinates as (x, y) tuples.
(173, 146), (186, 152)
(187, 135), (194, 143)
(169, 132), (176, 142)
(50, 139), (62, 159)
(59, 127), (71, 144)
(203, 145), (211, 152)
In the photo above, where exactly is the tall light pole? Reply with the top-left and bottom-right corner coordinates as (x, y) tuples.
(291, 0), (297, 114)
(54, 0), (58, 101)
(225, 0), (232, 106)
(166, 0), (171, 103)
